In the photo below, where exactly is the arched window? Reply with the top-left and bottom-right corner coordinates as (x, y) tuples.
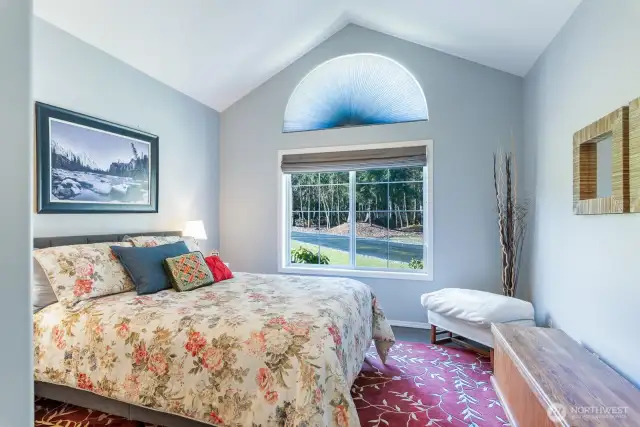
(283, 53), (428, 133)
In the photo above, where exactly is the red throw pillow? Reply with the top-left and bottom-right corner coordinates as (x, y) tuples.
(204, 255), (233, 282)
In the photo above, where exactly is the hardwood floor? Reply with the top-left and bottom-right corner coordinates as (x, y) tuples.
(391, 326), (430, 343)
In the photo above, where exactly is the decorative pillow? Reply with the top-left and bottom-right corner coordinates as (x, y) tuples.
(181, 237), (201, 252)
(33, 242), (135, 308)
(204, 255), (234, 282)
(124, 235), (201, 252)
(164, 252), (214, 292)
(32, 258), (58, 312)
(111, 241), (190, 295)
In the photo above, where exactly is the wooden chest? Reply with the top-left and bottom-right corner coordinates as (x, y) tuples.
(491, 324), (640, 426)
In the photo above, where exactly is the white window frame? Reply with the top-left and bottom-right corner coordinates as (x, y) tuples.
(277, 140), (434, 281)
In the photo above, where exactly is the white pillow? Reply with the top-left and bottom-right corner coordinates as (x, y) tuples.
(181, 236), (201, 252)
(32, 258), (58, 312)
(421, 288), (534, 325)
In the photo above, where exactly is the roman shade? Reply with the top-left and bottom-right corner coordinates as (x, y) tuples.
(281, 145), (427, 173)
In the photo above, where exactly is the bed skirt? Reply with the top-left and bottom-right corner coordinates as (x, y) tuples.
(35, 381), (210, 427)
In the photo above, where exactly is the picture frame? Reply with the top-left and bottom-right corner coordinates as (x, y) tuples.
(35, 102), (159, 214)
(572, 106), (629, 215)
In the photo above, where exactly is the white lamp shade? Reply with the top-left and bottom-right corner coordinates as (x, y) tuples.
(183, 220), (207, 240)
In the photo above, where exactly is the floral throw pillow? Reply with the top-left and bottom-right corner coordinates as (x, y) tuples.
(124, 235), (201, 252)
(164, 252), (214, 292)
(33, 242), (135, 308)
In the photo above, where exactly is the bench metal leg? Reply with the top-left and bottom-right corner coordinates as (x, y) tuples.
(430, 325), (492, 362)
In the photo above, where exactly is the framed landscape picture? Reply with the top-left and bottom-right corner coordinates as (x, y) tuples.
(35, 102), (158, 213)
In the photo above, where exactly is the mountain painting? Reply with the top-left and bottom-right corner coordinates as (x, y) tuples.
(36, 103), (158, 213)
(50, 119), (150, 204)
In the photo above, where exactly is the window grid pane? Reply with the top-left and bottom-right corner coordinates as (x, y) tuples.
(289, 167), (425, 271)
(356, 212), (389, 269)
(355, 180), (422, 185)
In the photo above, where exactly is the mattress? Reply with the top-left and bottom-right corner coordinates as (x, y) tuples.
(34, 272), (396, 426)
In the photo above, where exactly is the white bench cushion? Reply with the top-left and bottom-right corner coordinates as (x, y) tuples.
(421, 288), (534, 326)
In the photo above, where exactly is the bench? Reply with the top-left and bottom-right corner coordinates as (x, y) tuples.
(421, 288), (535, 361)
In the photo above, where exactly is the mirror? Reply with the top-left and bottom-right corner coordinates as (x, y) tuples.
(596, 134), (613, 198)
(573, 105), (629, 214)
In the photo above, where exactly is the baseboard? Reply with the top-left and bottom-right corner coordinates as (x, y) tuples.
(387, 320), (431, 329)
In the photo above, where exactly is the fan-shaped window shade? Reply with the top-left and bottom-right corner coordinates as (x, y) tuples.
(283, 53), (428, 133)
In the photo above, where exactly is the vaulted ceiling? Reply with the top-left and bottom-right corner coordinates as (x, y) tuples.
(34, 0), (582, 111)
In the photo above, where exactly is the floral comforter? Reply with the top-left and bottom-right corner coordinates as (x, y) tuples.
(34, 273), (395, 426)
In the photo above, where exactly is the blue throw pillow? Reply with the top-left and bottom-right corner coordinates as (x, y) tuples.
(111, 241), (190, 295)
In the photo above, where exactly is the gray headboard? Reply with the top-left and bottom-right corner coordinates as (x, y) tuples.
(33, 231), (182, 249)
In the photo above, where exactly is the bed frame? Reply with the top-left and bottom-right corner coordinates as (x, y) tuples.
(33, 231), (181, 249)
(34, 231), (211, 427)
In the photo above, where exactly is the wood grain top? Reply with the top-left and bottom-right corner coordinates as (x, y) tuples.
(492, 324), (640, 426)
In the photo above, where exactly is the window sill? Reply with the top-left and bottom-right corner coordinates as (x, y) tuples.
(278, 265), (433, 282)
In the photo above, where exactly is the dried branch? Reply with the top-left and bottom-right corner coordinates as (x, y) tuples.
(493, 146), (529, 297)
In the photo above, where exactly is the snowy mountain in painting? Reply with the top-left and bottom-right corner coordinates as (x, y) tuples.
(51, 139), (100, 171)
(50, 139), (148, 204)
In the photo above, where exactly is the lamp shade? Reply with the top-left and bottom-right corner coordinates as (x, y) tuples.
(183, 220), (207, 240)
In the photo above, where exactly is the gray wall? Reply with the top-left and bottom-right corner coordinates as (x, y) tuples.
(221, 25), (524, 323)
(33, 19), (220, 253)
(524, 0), (640, 386)
(0, 0), (33, 425)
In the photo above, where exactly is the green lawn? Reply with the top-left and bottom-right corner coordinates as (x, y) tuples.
(291, 240), (411, 269)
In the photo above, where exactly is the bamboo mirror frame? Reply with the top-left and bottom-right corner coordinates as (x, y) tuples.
(630, 97), (640, 212)
(573, 106), (629, 215)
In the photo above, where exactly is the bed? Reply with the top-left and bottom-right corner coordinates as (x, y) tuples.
(33, 232), (396, 427)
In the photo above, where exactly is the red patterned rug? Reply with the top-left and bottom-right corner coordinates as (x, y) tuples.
(35, 397), (151, 426)
(35, 341), (509, 427)
(355, 341), (509, 427)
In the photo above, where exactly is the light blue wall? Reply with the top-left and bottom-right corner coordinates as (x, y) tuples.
(0, 0), (33, 425)
(221, 25), (524, 324)
(524, 0), (640, 386)
(33, 18), (221, 253)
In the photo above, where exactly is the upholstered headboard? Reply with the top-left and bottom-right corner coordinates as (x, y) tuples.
(33, 231), (182, 249)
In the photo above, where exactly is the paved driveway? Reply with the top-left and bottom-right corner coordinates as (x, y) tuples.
(291, 231), (423, 263)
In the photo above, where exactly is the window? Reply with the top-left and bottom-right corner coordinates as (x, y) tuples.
(283, 53), (428, 133)
(278, 141), (433, 281)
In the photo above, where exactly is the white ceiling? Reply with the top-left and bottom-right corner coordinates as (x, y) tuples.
(34, 0), (582, 112)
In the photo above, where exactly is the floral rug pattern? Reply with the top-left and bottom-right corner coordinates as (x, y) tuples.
(35, 397), (152, 426)
(354, 341), (509, 427)
(35, 342), (509, 427)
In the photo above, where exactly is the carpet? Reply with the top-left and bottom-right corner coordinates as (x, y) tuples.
(35, 397), (151, 426)
(35, 341), (509, 427)
(355, 341), (509, 427)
